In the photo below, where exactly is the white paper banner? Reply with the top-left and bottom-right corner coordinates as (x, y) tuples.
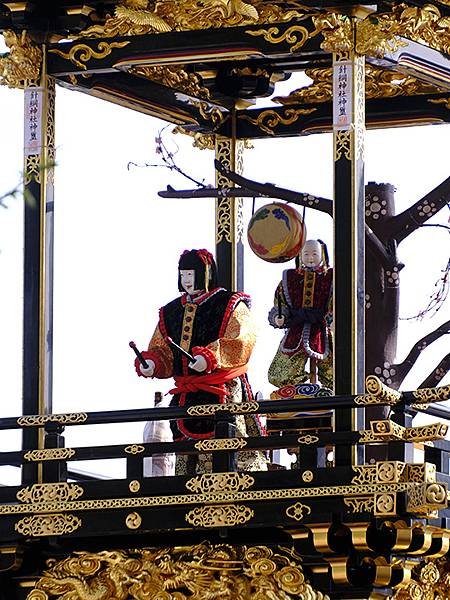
(333, 61), (352, 131)
(24, 87), (43, 156)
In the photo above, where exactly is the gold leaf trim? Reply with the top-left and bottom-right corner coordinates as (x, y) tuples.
(15, 513), (81, 537)
(0, 482), (413, 516)
(124, 444), (145, 454)
(246, 24), (310, 53)
(23, 448), (75, 462)
(17, 413), (88, 427)
(185, 504), (254, 527)
(187, 401), (259, 416)
(49, 41), (130, 70)
(194, 438), (247, 451)
(344, 496), (374, 513)
(16, 483), (84, 504)
(240, 107), (316, 135)
(412, 384), (450, 404)
(186, 472), (255, 494)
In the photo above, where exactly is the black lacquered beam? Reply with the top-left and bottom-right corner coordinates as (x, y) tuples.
(46, 22), (324, 76)
(1, 381), (449, 430)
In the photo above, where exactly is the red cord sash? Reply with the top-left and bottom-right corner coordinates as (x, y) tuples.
(169, 365), (248, 401)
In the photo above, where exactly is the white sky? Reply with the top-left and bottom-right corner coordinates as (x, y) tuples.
(0, 39), (449, 482)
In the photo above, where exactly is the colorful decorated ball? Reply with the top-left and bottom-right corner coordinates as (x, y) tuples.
(247, 203), (306, 263)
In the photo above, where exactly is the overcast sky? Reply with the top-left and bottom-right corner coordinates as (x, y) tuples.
(1, 37), (449, 481)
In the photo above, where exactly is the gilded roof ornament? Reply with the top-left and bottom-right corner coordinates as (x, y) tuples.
(313, 5), (450, 57)
(0, 30), (42, 88)
(75, 0), (309, 38)
(273, 65), (445, 105)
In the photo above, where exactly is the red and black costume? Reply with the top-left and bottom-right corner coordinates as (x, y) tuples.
(135, 250), (261, 445)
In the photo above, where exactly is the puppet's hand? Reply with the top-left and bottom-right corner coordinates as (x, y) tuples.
(138, 359), (155, 377)
(274, 315), (285, 327)
(189, 355), (208, 372)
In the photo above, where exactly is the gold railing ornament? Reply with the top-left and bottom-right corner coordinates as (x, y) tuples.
(185, 472), (254, 494)
(0, 30), (42, 88)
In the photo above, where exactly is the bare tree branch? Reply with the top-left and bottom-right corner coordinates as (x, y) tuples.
(158, 185), (268, 199)
(385, 176), (450, 244)
(214, 158), (333, 216)
(419, 353), (450, 388)
(214, 159), (398, 270)
(388, 319), (450, 388)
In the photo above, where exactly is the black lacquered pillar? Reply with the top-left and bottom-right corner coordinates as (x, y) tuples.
(332, 22), (366, 464)
(214, 132), (245, 292)
(22, 53), (55, 483)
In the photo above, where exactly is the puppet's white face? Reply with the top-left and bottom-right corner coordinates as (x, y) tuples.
(180, 269), (201, 295)
(301, 240), (322, 268)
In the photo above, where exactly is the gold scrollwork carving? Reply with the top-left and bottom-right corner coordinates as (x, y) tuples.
(26, 544), (326, 600)
(194, 100), (227, 128)
(246, 24), (310, 53)
(344, 496), (374, 513)
(286, 502), (311, 521)
(186, 472), (255, 494)
(24, 155), (42, 185)
(124, 444), (145, 454)
(17, 413), (88, 427)
(274, 64), (444, 107)
(407, 463), (436, 484)
(49, 41), (130, 70)
(404, 422), (448, 442)
(187, 401), (259, 416)
(17, 483), (84, 504)
(194, 438), (247, 451)
(185, 504), (254, 527)
(173, 126), (216, 150)
(131, 65), (210, 99)
(15, 514), (81, 537)
(392, 559), (450, 600)
(365, 4), (450, 57)
(23, 448), (75, 462)
(355, 17), (408, 58)
(312, 12), (353, 54)
(334, 130), (351, 161)
(351, 465), (377, 485)
(0, 30), (42, 88)
(240, 107), (316, 135)
(412, 384), (450, 404)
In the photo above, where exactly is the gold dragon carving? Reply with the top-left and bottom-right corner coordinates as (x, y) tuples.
(312, 4), (450, 57)
(0, 30), (42, 88)
(26, 544), (330, 600)
(76, 0), (310, 38)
